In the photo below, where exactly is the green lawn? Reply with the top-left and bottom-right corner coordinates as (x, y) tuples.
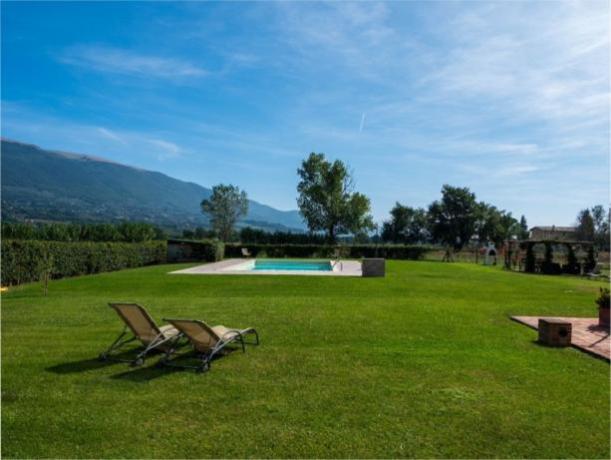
(2, 261), (609, 458)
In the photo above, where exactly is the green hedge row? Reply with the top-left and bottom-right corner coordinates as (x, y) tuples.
(1, 240), (167, 286)
(224, 243), (434, 260)
(167, 239), (224, 263)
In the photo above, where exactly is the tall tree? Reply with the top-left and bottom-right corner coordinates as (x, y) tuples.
(382, 203), (429, 243)
(201, 184), (248, 241)
(428, 185), (478, 252)
(297, 152), (374, 242)
(476, 204), (518, 246)
(590, 205), (610, 250)
(575, 208), (595, 241)
(518, 215), (529, 240)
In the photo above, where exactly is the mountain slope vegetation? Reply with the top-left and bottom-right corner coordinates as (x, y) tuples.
(1, 139), (305, 231)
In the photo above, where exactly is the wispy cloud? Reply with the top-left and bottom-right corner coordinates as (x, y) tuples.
(2, 103), (187, 164)
(59, 45), (208, 80)
(96, 127), (126, 144)
(359, 113), (366, 133)
(147, 139), (182, 159)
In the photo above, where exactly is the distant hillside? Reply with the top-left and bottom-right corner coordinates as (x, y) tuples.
(1, 139), (305, 232)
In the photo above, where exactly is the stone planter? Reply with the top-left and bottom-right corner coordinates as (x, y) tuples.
(362, 258), (385, 277)
(599, 307), (610, 328)
(538, 318), (572, 347)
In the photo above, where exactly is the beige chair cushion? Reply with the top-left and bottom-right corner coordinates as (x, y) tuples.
(212, 325), (239, 341)
(159, 324), (180, 338)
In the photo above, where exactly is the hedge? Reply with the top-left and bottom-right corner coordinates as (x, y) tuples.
(166, 239), (224, 263)
(1, 240), (167, 286)
(224, 244), (434, 260)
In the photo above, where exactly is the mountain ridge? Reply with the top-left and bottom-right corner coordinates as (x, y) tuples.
(1, 139), (306, 232)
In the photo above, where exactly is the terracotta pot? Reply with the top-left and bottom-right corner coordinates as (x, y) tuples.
(599, 307), (610, 328)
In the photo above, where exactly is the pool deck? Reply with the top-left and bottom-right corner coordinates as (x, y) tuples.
(170, 258), (363, 277)
(511, 315), (610, 361)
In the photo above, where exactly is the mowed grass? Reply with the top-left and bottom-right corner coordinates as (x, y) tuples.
(2, 261), (609, 458)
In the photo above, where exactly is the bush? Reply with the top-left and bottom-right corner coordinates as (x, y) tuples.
(224, 244), (433, 260)
(1, 240), (167, 286)
(595, 288), (610, 309)
(167, 239), (224, 263)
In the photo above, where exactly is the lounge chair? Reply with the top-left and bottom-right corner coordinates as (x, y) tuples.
(99, 303), (181, 366)
(161, 318), (259, 372)
(241, 247), (252, 257)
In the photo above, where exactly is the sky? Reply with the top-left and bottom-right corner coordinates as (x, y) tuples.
(1, 1), (609, 227)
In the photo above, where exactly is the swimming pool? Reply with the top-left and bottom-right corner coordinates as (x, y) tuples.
(170, 258), (362, 276)
(252, 260), (332, 271)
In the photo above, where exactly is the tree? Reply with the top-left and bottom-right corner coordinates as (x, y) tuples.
(590, 205), (610, 250)
(475, 203), (519, 246)
(296, 153), (374, 242)
(381, 203), (429, 243)
(518, 215), (529, 240)
(428, 185), (478, 252)
(201, 184), (248, 241)
(576, 209), (595, 241)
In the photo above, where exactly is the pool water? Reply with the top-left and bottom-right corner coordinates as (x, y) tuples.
(253, 260), (333, 271)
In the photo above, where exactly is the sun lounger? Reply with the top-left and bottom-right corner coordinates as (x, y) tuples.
(161, 318), (259, 372)
(99, 303), (181, 366)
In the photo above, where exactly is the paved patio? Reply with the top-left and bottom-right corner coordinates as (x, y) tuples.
(170, 258), (362, 277)
(511, 315), (610, 361)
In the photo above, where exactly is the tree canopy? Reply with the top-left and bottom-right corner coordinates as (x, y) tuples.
(381, 204), (429, 244)
(576, 205), (609, 250)
(428, 185), (479, 251)
(296, 153), (374, 242)
(201, 184), (248, 242)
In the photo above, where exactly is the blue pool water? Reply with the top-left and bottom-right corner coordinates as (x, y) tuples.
(253, 260), (332, 271)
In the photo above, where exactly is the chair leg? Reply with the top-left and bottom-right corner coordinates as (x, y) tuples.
(99, 326), (136, 361)
(197, 355), (211, 373)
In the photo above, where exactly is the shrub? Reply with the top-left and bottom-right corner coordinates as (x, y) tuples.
(224, 244), (433, 260)
(595, 288), (610, 309)
(1, 240), (167, 286)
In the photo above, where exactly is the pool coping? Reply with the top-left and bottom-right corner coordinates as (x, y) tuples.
(169, 258), (362, 277)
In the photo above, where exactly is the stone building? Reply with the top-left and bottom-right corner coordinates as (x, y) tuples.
(529, 226), (578, 241)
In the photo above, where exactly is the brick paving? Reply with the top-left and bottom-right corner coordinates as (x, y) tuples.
(511, 316), (610, 361)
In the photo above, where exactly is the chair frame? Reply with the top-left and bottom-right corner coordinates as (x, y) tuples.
(99, 303), (181, 367)
(161, 319), (259, 372)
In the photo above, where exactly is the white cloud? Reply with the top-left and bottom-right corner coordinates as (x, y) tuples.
(148, 139), (182, 159)
(59, 45), (208, 80)
(96, 127), (126, 144)
(2, 103), (186, 164)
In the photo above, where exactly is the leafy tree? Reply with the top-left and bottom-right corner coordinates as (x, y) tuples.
(117, 222), (156, 242)
(297, 153), (374, 242)
(201, 184), (249, 242)
(428, 185), (478, 252)
(576, 209), (595, 241)
(518, 215), (529, 240)
(1, 221), (163, 242)
(590, 205), (610, 250)
(381, 203), (429, 243)
(476, 204), (518, 246)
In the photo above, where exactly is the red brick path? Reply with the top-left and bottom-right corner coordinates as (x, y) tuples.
(511, 316), (610, 361)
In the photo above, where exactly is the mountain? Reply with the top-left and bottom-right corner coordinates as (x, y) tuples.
(1, 139), (306, 232)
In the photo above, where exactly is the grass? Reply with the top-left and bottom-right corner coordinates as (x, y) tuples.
(2, 261), (609, 458)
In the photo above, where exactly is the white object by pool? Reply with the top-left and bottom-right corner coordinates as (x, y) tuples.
(170, 258), (362, 276)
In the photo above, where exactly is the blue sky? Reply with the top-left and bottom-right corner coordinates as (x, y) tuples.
(2, 1), (609, 226)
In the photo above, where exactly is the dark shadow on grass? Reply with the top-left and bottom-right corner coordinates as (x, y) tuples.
(110, 362), (185, 382)
(46, 352), (135, 374)
(110, 349), (238, 382)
